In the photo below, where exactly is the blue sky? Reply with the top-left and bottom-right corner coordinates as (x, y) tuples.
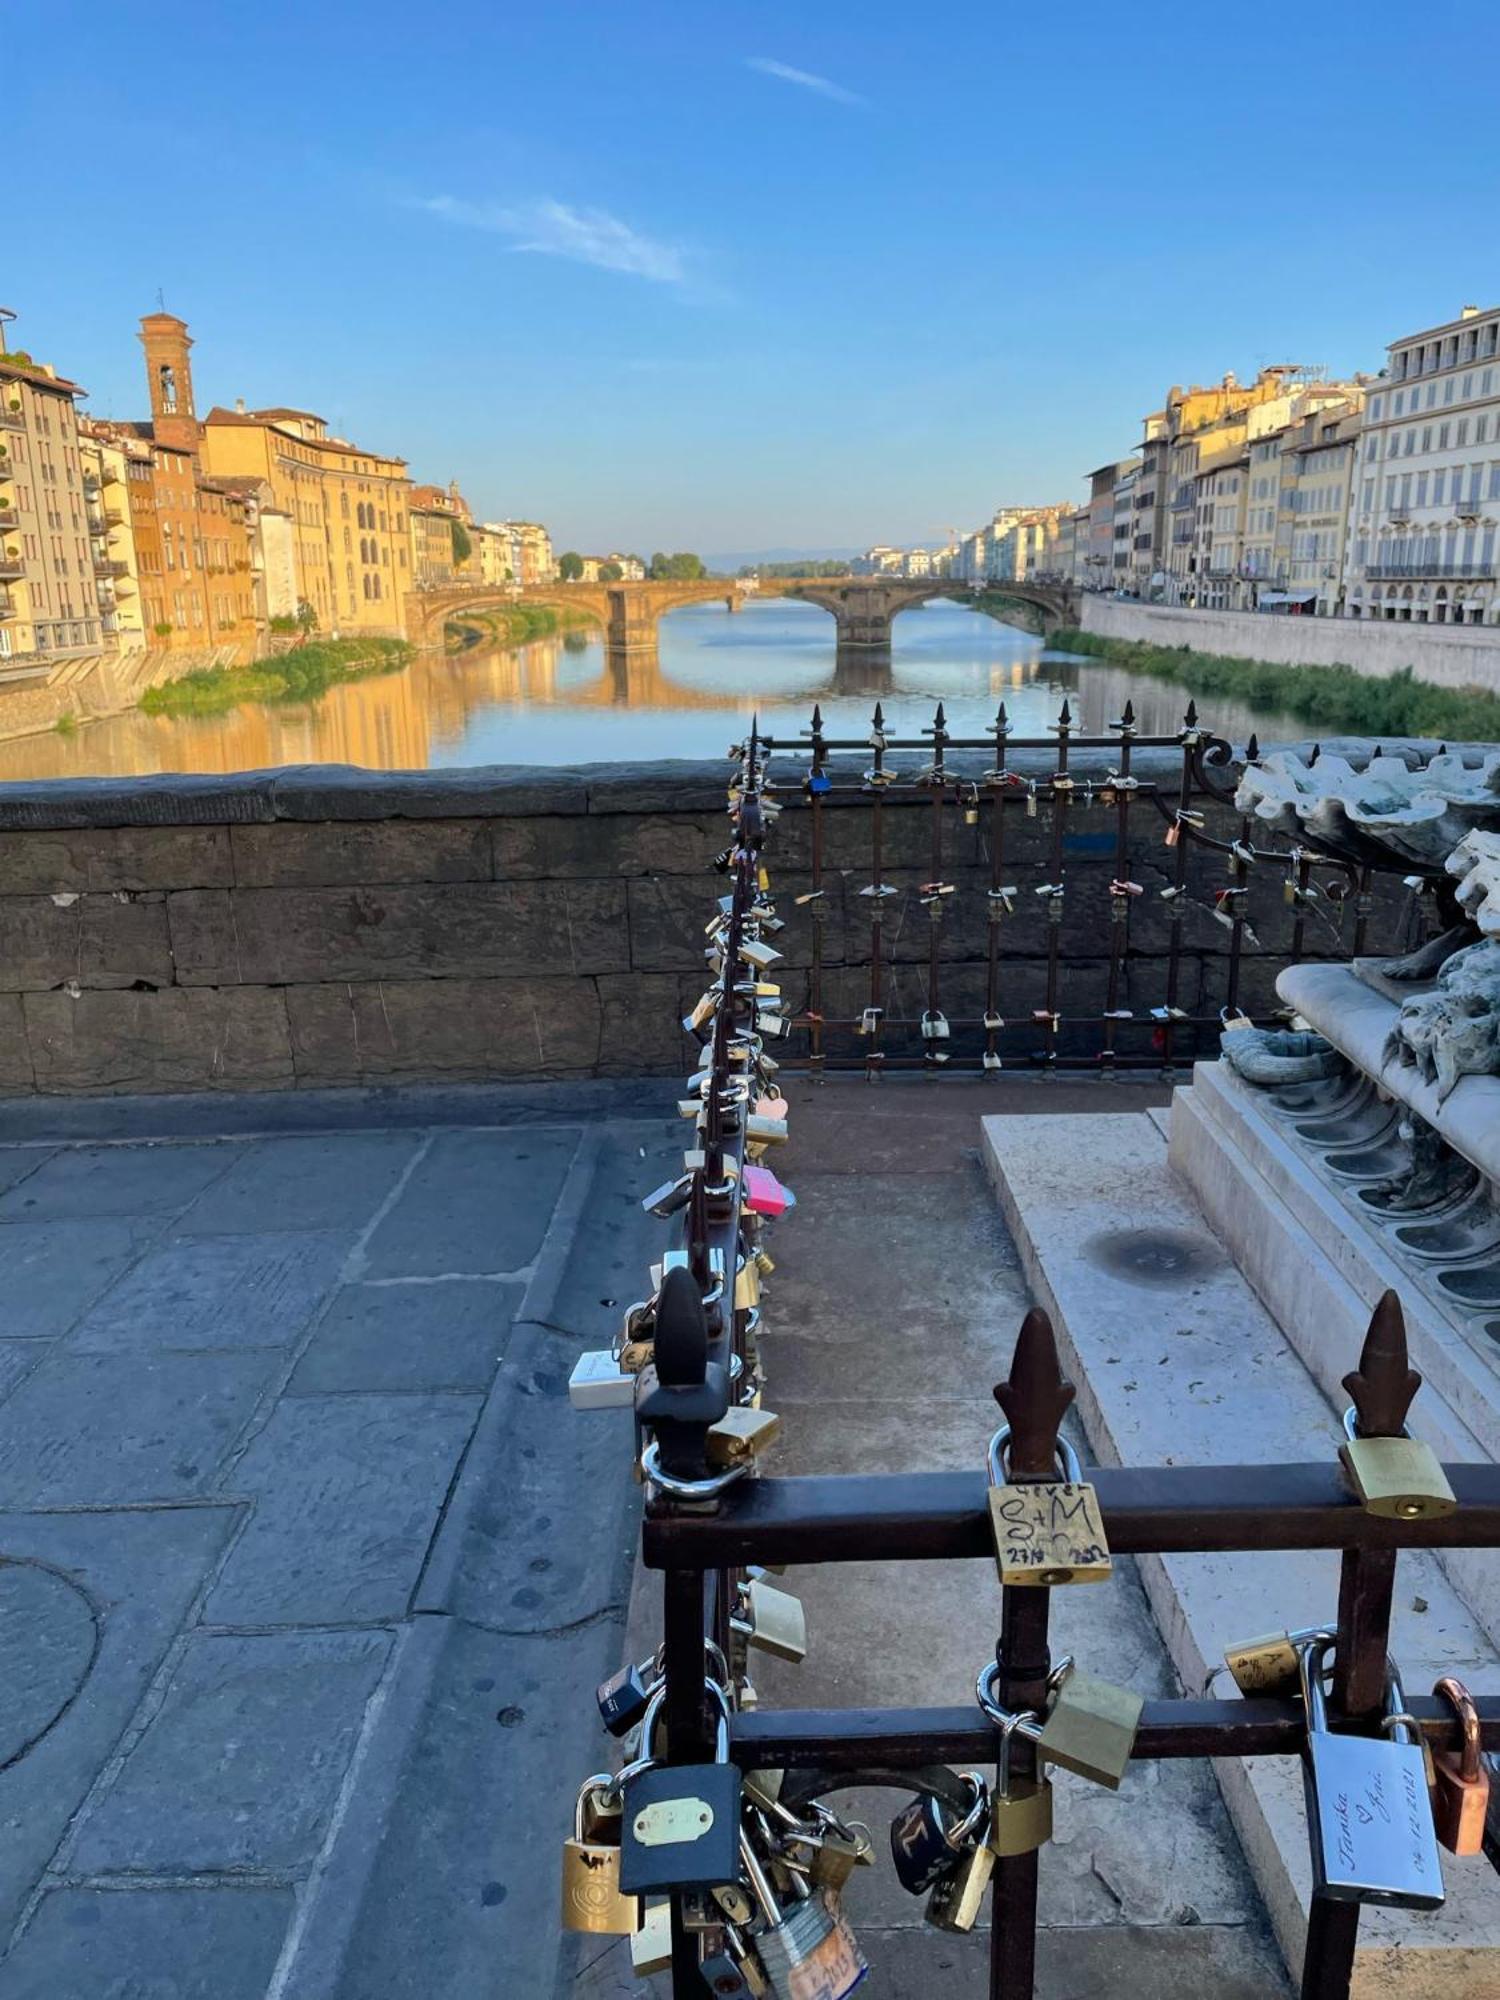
(10, 0), (1499, 556)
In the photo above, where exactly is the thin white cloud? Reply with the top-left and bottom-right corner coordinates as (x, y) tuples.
(414, 195), (686, 285)
(746, 56), (863, 105)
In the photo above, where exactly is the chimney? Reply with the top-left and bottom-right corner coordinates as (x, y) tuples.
(235, 397), (246, 414)
(1460, 305), (1480, 320)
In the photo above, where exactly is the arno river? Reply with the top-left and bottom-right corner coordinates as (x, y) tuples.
(0, 598), (1305, 781)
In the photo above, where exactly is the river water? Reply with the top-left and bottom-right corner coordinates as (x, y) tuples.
(0, 598), (1305, 781)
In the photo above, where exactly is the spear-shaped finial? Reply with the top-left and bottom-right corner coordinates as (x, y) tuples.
(993, 1306), (1074, 1478)
(1342, 1290), (1421, 1439)
(810, 702), (823, 734)
(996, 700), (1009, 732)
(1121, 699), (1135, 730)
(1247, 732), (1260, 764)
(1309, 742), (1322, 766)
(934, 699), (947, 733)
(1184, 698), (1199, 729)
(873, 700), (885, 731)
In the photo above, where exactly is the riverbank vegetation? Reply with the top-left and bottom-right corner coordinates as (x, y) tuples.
(141, 637), (412, 719)
(1051, 627), (1500, 743)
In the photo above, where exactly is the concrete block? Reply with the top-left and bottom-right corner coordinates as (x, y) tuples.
(983, 1110), (1500, 1991)
(173, 1131), (420, 1235)
(361, 1127), (580, 1278)
(0, 1215), (157, 1336)
(0, 891), (172, 992)
(169, 880), (631, 985)
(68, 1230), (349, 1354)
(22, 987), (295, 1094)
(0, 825), (233, 895)
(0, 1507), (234, 1936)
(0, 1887), (295, 2000)
(286, 1278), (521, 1394)
(0, 1348), (279, 1504)
(0, 1140), (236, 1221)
(70, 1629), (391, 1875)
(230, 818), (491, 888)
(203, 1393), (480, 1624)
(285, 978), (605, 1085)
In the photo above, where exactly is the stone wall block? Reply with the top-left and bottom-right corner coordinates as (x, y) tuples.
(494, 813), (723, 880)
(0, 827), (233, 895)
(210, 881), (630, 985)
(168, 890), (240, 986)
(23, 988), (294, 1093)
(284, 978), (602, 1084)
(0, 892), (173, 992)
(595, 973), (689, 1073)
(230, 821), (491, 889)
(0, 992), (34, 1091)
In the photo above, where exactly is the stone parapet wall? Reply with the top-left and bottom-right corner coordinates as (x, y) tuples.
(1080, 595), (1500, 692)
(0, 749), (1439, 1095)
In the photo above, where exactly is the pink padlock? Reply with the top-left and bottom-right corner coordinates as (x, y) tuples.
(743, 1164), (795, 1217)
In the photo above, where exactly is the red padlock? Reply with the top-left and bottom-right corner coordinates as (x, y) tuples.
(743, 1165), (795, 1218)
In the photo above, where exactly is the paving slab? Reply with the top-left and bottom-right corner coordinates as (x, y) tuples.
(0, 1217), (158, 1338)
(0, 1508), (236, 1937)
(0, 1348), (280, 1505)
(0, 1149), (54, 1200)
(70, 1628), (392, 1877)
(67, 1230), (351, 1354)
(173, 1131), (422, 1235)
(360, 1127), (581, 1278)
(204, 1392), (482, 1625)
(286, 1277), (522, 1394)
(0, 1141), (239, 1221)
(543, 1122), (684, 1348)
(0, 1343), (44, 1403)
(0, 1886), (296, 2000)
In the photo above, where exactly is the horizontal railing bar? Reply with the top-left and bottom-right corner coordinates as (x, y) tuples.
(729, 1696), (1500, 1769)
(643, 1465), (1500, 1567)
(760, 737), (1193, 755)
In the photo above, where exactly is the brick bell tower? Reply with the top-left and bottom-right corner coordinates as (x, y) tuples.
(139, 312), (200, 452)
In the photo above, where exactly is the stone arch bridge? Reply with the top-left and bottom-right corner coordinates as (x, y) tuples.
(405, 576), (1079, 657)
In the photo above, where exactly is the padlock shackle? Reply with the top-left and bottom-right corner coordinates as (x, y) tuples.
(1341, 1402), (1411, 1445)
(975, 1660), (1044, 1744)
(1434, 1677), (1484, 1782)
(986, 1423), (1083, 1488)
(639, 1437), (746, 1502)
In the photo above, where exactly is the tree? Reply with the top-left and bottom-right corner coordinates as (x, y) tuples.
(558, 551), (585, 581)
(450, 519), (472, 568)
(598, 561), (624, 582)
(295, 598), (318, 636)
(649, 551), (706, 581)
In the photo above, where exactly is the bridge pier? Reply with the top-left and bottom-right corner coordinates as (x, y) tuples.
(834, 608), (895, 651)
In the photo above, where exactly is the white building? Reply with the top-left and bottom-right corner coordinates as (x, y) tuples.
(1344, 304), (1500, 626)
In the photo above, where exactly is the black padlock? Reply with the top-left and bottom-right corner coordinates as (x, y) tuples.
(619, 1696), (741, 1895)
(597, 1658), (658, 1738)
(889, 1774), (986, 1895)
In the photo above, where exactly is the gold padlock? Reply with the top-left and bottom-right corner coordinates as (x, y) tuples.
(977, 1666), (1054, 1855)
(734, 1257), (761, 1312)
(985, 1426), (1112, 1586)
(706, 1406), (781, 1467)
(1035, 1659), (1142, 1791)
(1216, 1616), (1336, 1696)
(807, 1811), (874, 1891)
(561, 1777), (638, 1933)
(925, 1824), (995, 1932)
(1339, 1407), (1457, 1520)
(735, 1579), (807, 1662)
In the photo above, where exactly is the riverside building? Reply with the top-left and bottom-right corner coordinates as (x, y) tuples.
(1343, 303), (1500, 625)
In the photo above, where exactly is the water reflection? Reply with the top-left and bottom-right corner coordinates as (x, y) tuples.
(0, 597), (1304, 781)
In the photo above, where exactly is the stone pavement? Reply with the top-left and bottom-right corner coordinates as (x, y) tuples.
(0, 1083), (682, 2000)
(0, 1075), (1293, 2000)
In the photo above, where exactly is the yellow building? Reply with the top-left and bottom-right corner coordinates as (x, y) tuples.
(130, 317), (411, 640)
(78, 424), (145, 648)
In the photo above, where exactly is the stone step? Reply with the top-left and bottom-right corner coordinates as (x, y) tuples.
(1170, 1058), (1500, 1645)
(983, 1108), (1500, 1996)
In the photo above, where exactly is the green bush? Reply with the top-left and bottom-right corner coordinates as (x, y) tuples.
(141, 637), (411, 718)
(1050, 628), (1500, 743)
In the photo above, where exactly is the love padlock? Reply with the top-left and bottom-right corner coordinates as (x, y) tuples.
(743, 1165), (795, 1218)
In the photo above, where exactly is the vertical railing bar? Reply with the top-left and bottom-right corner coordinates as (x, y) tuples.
(865, 701), (887, 1081)
(1041, 700), (1071, 1069)
(806, 704), (827, 1079)
(1101, 700), (1135, 1069)
(1159, 702), (1198, 1072)
(924, 702), (947, 1070)
(984, 703), (1011, 1076)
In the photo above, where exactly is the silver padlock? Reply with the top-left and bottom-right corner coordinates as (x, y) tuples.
(740, 1830), (866, 2000)
(1298, 1639), (1444, 1911)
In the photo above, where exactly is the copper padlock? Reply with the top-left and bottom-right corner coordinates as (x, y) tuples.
(1431, 1675), (1490, 1855)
